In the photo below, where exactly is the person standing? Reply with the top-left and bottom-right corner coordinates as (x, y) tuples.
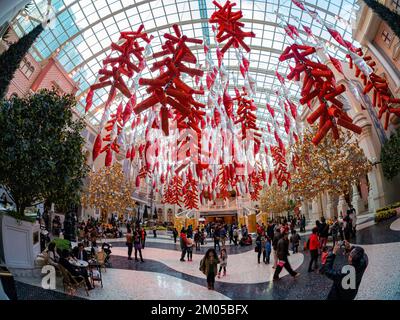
(217, 248), (228, 278)
(133, 227), (144, 262)
(220, 226), (227, 247)
(330, 217), (340, 247)
(264, 236), (272, 264)
(213, 226), (221, 251)
(194, 230), (201, 251)
(255, 234), (262, 264)
(199, 249), (220, 290)
(233, 227), (239, 246)
(290, 230), (301, 254)
(126, 229), (133, 260)
(308, 227), (320, 272)
(228, 224), (233, 244)
(273, 233), (300, 281)
(347, 204), (357, 237)
(172, 227), (178, 243)
(141, 227), (147, 249)
(324, 241), (368, 300)
(153, 225), (157, 238)
(318, 217), (329, 249)
(186, 236), (194, 261)
(300, 215), (306, 232)
(180, 228), (188, 262)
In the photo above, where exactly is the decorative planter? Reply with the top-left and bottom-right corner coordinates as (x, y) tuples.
(0, 213), (40, 269)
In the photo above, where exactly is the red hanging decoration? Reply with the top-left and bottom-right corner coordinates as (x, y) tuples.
(134, 24), (205, 136)
(209, 1), (256, 54)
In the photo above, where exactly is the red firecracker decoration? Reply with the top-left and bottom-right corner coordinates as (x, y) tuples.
(280, 43), (361, 144)
(85, 25), (151, 113)
(135, 24), (205, 136)
(209, 1), (255, 54)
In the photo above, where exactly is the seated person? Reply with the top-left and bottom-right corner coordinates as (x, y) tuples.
(59, 249), (93, 290)
(46, 242), (60, 266)
(72, 243), (89, 262)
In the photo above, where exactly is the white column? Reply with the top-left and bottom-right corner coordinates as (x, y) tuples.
(351, 184), (364, 216)
(311, 196), (322, 222)
(337, 194), (348, 217)
(302, 200), (309, 220)
(368, 185), (376, 215)
(326, 193), (335, 219)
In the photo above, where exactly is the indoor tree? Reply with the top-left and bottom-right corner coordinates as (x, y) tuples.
(0, 88), (88, 216)
(0, 23), (44, 100)
(290, 126), (372, 200)
(381, 127), (400, 180)
(81, 162), (136, 222)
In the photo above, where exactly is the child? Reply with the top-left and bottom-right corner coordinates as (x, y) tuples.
(186, 237), (194, 261)
(217, 248), (228, 278)
(264, 236), (272, 264)
(319, 246), (329, 274)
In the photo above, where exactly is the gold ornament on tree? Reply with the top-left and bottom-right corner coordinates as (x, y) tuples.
(260, 183), (295, 217)
(291, 126), (372, 200)
(81, 162), (136, 222)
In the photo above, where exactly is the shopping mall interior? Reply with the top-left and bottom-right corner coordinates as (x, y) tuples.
(0, 0), (399, 301)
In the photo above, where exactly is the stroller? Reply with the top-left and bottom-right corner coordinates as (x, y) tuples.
(239, 235), (253, 246)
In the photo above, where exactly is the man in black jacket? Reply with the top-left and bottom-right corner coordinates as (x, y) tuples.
(273, 232), (300, 281)
(325, 241), (368, 300)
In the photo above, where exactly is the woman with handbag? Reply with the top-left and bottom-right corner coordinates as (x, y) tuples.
(199, 248), (220, 290)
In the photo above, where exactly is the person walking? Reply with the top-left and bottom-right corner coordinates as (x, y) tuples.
(180, 228), (188, 262)
(308, 227), (320, 272)
(217, 248), (228, 278)
(133, 227), (144, 262)
(199, 248), (220, 290)
(273, 233), (300, 281)
(272, 228), (281, 269)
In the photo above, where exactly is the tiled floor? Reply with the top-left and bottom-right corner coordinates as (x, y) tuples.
(10, 216), (400, 300)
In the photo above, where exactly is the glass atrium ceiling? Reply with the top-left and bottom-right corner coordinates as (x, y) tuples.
(13, 0), (359, 143)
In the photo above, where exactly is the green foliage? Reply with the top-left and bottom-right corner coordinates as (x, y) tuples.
(0, 89), (89, 215)
(0, 209), (36, 223)
(51, 238), (71, 251)
(375, 209), (397, 222)
(0, 23), (44, 100)
(381, 128), (400, 180)
(363, 0), (400, 39)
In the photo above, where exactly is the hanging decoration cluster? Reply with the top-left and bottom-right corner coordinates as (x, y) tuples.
(82, 0), (379, 211)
